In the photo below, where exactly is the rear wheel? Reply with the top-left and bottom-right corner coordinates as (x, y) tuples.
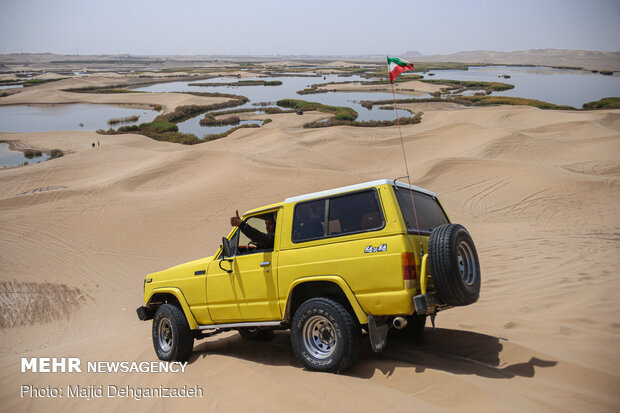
(152, 304), (194, 361)
(291, 297), (360, 373)
(429, 224), (481, 306)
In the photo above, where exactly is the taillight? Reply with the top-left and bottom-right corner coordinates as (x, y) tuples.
(402, 253), (416, 280)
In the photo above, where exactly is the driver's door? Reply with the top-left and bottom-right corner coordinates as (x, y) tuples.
(206, 211), (281, 323)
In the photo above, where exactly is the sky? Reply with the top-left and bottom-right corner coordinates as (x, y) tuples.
(0, 0), (618, 56)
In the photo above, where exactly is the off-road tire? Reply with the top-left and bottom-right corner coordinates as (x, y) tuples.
(429, 224), (481, 306)
(238, 328), (275, 341)
(152, 304), (194, 362)
(291, 297), (361, 373)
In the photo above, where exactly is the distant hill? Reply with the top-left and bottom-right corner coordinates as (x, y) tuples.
(405, 49), (620, 71)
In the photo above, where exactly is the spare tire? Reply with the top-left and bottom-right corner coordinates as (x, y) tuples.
(428, 224), (480, 306)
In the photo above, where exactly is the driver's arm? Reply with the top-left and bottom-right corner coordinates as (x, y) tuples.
(239, 222), (274, 249)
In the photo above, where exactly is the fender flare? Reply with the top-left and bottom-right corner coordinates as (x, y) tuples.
(283, 275), (368, 325)
(147, 287), (199, 330)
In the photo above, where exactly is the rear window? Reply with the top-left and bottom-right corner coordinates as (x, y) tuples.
(292, 189), (385, 243)
(392, 186), (449, 234)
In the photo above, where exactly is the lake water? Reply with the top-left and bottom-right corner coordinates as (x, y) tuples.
(0, 67), (617, 140)
(425, 66), (620, 108)
(0, 142), (50, 167)
(133, 75), (418, 137)
(0, 104), (158, 133)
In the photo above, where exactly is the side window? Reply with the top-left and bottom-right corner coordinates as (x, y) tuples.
(328, 190), (384, 235)
(235, 212), (277, 255)
(292, 200), (325, 242)
(237, 216), (264, 253)
(292, 189), (384, 243)
(393, 186), (449, 234)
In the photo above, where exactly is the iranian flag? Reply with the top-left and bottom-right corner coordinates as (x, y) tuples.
(387, 56), (415, 83)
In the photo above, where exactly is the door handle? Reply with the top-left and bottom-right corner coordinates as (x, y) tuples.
(259, 261), (271, 267)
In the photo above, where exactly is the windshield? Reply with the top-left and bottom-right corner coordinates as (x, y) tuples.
(392, 186), (449, 234)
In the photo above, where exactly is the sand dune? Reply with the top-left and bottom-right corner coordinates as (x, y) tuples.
(0, 95), (619, 412)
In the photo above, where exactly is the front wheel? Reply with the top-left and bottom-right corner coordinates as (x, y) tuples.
(152, 304), (194, 362)
(290, 297), (361, 373)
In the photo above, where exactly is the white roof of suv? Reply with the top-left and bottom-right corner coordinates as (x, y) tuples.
(284, 179), (437, 204)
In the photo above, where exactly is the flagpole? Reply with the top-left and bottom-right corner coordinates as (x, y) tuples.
(388, 60), (424, 255)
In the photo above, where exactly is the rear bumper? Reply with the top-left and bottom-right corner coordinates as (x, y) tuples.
(136, 306), (154, 321)
(413, 292), (451, 315)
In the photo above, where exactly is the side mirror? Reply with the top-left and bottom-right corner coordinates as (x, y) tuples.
(222, 237), (232, 258)
(219, 237), (234, 274)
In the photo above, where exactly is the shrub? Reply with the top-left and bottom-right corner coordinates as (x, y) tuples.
(302, 111), (423, 128)
(277, 99), (357, 121)
(199, 114), (241, 126)
(108, 115), (139, 125)
(138, 121), (178, 133)
(421, 79), (514, 91)
(49, 149), (63, 159)
(582, 97), (620, 109)
(262, 118), (272, 125)
(22, 78), (67, 87)
(23, 150), (43, 159)
(203, 124), (260, 141)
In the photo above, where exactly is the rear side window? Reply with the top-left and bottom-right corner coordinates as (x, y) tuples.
(292, 189), (385, 243)
(393, 186), (449, 234)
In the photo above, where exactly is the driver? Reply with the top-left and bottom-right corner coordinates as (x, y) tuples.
(230, 210), (275, 250)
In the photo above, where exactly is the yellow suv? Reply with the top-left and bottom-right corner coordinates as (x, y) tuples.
(137, 179), (481, 372)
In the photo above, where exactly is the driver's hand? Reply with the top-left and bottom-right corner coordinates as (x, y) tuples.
(230, 210), (242, 227)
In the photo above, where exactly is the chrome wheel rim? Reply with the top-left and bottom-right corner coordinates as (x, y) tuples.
(157, 318), (173, 352)
(457, 240), (478, 286)
(303, 315), (337, 359)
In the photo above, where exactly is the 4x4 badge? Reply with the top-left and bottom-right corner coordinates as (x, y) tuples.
(364, 244), (387, 253)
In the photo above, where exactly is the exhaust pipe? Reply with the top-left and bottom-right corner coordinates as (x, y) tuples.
(392, 317), (408, 330)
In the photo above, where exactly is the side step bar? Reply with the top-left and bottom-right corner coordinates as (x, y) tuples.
(197, 321), (283, 330)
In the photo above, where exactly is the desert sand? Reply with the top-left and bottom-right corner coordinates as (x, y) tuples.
(0, 74), (619, 413)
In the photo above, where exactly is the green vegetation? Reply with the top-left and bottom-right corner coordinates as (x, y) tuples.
(22, 78), (68, 87)
(360, 98), (424, 109)
(98, 121), (202, 145)
(262, 118), (272, 125)
(155, 96), (248, 123)
(188, 80), (282, 87)
(275, 98), (424, 129)
(203, 124), (260, 141)
(0, 80), (21, 86)
(137, 121), (179, 133)
(420, 79), (515, 91)
(452, 96), (574, 109)
(94, 90), (253, 144)
(582, 97), (620, 109)
(199, 114), (241, 126)
(277, 99), (357, 121)
(23, 150), (43, 159)
(108, 115), (139, 125)
(360, 96), (575, 110)
(303, 112), (423, 128)
(49, 149), (64, 159)
(600, 71), (614, 76)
